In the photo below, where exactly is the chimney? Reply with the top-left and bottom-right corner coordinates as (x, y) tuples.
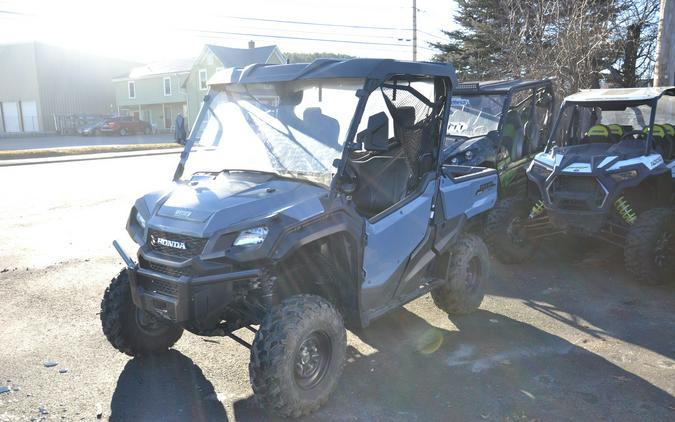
(248, 40), (255, 49)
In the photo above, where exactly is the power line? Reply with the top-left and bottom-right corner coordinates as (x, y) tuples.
(215, 14), (413, 32)
(182, 28), (418, 49)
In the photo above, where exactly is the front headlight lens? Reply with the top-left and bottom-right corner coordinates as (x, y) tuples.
(530, 163), (552, 178)
(450, 156), (460, 165)
(135, 211), (147, 229)
(610, 169), (638, 181)
(233, 226), (269, 247)
(464, 150), (474, 160)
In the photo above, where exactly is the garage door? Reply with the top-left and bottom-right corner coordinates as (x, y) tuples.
(21, 101), (39, 132)
(2, 102), (21, 132)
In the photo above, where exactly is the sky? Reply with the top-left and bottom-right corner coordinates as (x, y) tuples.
(0, 0), (458, 63)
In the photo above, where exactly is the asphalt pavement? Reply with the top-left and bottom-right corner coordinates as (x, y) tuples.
(0, 154), (673, 421)
(0, 134), (174, 151)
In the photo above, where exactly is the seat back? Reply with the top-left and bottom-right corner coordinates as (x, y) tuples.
(583, 124), (614, 144)
(501, 110), (524, 160)
(607, 124), (624, 138)
(302, 107), (340, 148)
(645, 125), (674, 159)
(350, 147), (410, 217)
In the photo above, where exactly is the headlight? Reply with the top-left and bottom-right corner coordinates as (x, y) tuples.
(530, 163), (552, 178)
(135, 211), (147, 229)
(610, 169), (638, 182)
(233, 226), (269, 247)
(464, 150), (474, 160)
(450, 157), (460, 165)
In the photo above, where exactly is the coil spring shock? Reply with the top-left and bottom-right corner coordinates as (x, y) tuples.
(529, 200), (545, 219)
(614, 196), (637, 225)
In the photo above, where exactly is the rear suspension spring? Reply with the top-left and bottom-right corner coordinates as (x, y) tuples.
(529, 200), (545, 219)
(614, 196), (637, 225)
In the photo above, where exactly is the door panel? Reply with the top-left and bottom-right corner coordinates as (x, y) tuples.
(21, 101), (39, 131)
(2, 102), (20, 132)
(360, 181), (436, 313)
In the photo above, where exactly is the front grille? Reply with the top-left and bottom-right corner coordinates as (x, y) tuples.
(147, 229), (208, 259)
(147, 261), (192, 277)
(548, 176), (606, 210)
(139, 277), (178, 297)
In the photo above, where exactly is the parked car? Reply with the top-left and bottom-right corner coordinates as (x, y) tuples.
(99, 116), (152, 136)
(100, 59), (499, 418)
(76, 120), (105, 136)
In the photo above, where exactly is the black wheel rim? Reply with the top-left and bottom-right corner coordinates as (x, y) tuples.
(294, 331), (332, 390)
(506, 216), (527, 246)
(135, 308), (169, 336)
(655, 231), (675, 270)
(465, 256), (481, 293)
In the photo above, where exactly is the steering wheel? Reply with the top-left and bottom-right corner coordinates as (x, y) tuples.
(620, 130), (645, 141)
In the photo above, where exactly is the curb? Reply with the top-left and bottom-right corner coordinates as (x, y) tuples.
(0, 147), (183, 167)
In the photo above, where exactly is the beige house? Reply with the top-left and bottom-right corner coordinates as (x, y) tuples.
(112, 58), (193, 132)
(112, 43), (285, 133)
(182, 43), (286, 125)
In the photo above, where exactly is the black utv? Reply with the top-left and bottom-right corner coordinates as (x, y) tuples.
(100, 59), (500, 417)
(444, 79), (555, 197)
(485, 86), (675, 284)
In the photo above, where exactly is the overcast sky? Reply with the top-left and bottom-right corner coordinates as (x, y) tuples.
(0, 0), (458, 63)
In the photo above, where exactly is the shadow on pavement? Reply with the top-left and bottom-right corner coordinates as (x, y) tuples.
(488, 236), (675, 360)
(232, 307), (674, 421)
(110, 350), (228, 422)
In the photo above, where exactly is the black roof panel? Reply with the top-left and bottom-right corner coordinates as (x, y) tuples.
(209, 58), (458, 86)
(454, 79), (552, 94)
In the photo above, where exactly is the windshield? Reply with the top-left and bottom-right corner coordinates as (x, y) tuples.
(547, 94), (675, 157)
(447, 94), (506, 138)
(182, 78), (364, 186)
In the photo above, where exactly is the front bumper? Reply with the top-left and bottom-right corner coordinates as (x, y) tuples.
(113, 241), (261, 324)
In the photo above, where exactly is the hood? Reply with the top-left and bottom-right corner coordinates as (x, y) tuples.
(443, 134), (497, 163)
(143, 173), (328, 237)
(533, 142), (665, 174)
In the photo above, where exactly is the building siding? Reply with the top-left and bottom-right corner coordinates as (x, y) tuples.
(34, 44), (134, 131)
(0, 44), (41, 132)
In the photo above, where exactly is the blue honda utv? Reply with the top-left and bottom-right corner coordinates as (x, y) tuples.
(101, 59), (498, 417)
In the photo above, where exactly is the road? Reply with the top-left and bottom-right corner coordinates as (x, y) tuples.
(0, 134), (175, 151)
(0, 154), (674, 421)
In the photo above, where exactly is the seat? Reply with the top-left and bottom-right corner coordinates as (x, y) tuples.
(583, 124), (614, 144)
(644, 125), (674, 160)
(302, 107), (340, 148)
(501, 110), (524, 160)
(662, 124), (675, 160)
(607, 124), (624, 138)
(350, 147), (410, 217)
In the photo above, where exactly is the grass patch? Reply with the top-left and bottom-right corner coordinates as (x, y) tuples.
(0, 143), (181, 161)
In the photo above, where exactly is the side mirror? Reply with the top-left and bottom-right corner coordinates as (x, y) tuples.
(356, 112), (389, 152)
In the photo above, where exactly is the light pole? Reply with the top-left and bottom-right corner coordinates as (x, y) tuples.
(412, 0), (417, 61)
(654, 0), (675, 86)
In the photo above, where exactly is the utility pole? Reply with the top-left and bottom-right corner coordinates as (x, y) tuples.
(654, 0), (675, 86)
(412, 0), (417, 61)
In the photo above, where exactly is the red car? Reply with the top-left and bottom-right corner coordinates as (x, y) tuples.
(99, 116), (152, 136)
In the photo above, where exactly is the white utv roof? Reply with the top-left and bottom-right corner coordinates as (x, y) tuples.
(565, 87), (675, 103)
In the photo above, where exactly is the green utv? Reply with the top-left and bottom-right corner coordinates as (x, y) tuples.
(486, 87), (675, 285)
(444, 79), (556, 197)
(100, 59), (501, 418)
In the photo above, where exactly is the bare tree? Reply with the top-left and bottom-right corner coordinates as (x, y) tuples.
(433, 0), (660, 95)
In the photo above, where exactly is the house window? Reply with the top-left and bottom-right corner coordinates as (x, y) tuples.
(199, 69), (208, 90)
(128, 81), (136, 99)
(163, 77), (172, 96)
